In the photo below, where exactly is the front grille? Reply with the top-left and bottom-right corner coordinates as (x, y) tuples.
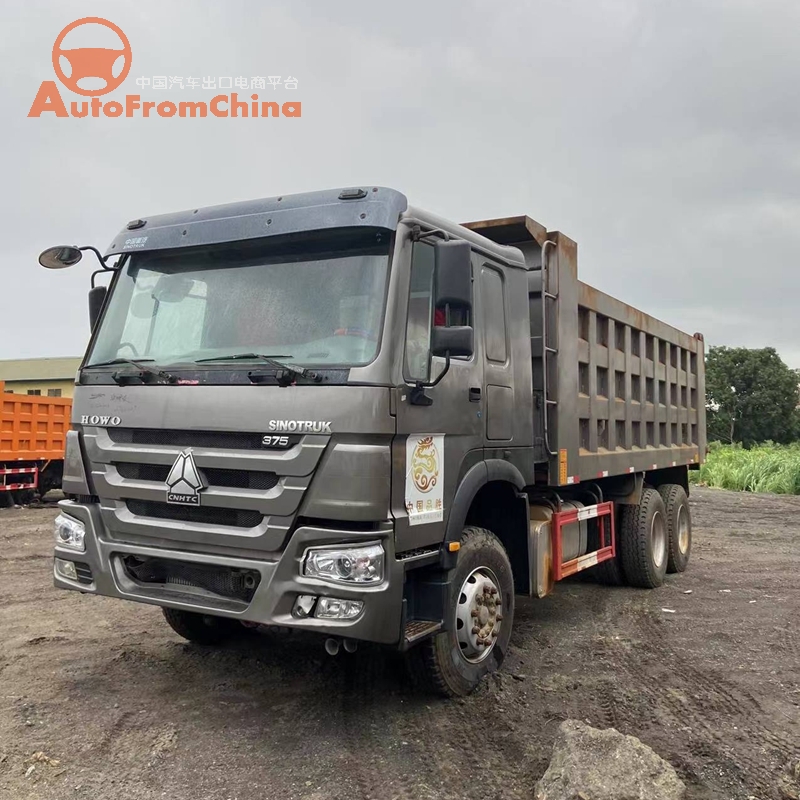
(126, 499), (263, 528)
(74, 562), (93, 585)
(109, 428), (297, 450)
(121, 554), (260, 602)
(397, 546), (439, 561)
(116, 462), (279, 491)
(72, 494), (99, 504)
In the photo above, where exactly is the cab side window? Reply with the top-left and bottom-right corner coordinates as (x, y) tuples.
(404, 242), (435, 382)
(481, 265), (507, 363)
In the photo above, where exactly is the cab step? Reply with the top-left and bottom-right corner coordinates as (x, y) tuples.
(404, 619), (442, 646)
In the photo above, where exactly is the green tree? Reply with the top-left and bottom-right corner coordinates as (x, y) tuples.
(705, 346), (800, 446)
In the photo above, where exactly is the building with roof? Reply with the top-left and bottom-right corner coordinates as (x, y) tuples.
(0, 357), (81, 397)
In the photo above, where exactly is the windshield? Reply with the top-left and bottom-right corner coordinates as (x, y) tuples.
(86, 227), (391, 370)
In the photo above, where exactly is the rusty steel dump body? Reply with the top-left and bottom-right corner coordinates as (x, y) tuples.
(464, 216), (706, 488)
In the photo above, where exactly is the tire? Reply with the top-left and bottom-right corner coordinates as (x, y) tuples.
(619, 487), (668, 588)
(593, 550), (625, 585)
(408, 527), (514, 697)
(658, 484), (691, 573)
(592, 504), (627, 585)
(162, 607), (239, 645)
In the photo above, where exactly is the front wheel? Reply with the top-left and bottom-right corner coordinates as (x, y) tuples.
(408, 527), (515, 697)
(162, 607), (241, 645)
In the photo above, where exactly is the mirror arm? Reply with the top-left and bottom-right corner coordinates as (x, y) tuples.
(429, 352), (451, 388)
(408, 352), (451, 406)
(78, 245), (111, 266)
(80, 246), (106, 260)
(82, 247), (121, 288)
(410, 225), (451, 244)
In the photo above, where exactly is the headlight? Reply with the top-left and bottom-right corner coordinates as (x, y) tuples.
(54, 514), (85, 552)
(304, 543), (384, 585)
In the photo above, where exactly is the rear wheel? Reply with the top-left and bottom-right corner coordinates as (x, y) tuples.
(162, 607), (240, 645)
(592, 505), (625, 586)
(658, 484), (691, 573)
(592, 504), (627, 585)
(593, 548), (625, 585)
(408, 527), (514, 697)
(619, 487), (668, 588)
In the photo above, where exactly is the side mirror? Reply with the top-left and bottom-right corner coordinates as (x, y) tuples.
(39, 246), (83, 270)
(431, 325), (473, 358)
(409, 238), (475, 405)
(434, 239), (472, 309)
(409, 321), (474, 405)
(88, 285), (107, 330)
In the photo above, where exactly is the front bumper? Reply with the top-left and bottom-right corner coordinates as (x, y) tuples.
(53, 500), (405, 645)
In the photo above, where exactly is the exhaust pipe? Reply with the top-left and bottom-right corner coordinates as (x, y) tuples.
(342, 639), (358, 653)
(325, 638), (340, 656)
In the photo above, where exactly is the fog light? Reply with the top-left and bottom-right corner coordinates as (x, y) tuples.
(315, 597), (364, 620)
(292, 594), (317, 618)
(54, 514), (85, 552)
(55, 558), (78, 581)
(304, 543), (384, 585)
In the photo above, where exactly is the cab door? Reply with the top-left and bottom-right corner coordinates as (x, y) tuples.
(393, 240), (484, 552)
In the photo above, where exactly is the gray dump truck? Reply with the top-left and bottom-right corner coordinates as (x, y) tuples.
(40, 187), (705, 696)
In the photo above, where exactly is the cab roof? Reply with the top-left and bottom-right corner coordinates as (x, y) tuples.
(105, 185), (530, 269)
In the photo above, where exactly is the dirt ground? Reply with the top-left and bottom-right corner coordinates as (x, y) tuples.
(1, 487), (798, 800)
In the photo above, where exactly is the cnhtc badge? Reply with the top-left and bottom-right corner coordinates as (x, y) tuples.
(166, 450), (205, 505)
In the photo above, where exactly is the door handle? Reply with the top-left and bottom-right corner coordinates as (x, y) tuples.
(469, 387), (481, 403)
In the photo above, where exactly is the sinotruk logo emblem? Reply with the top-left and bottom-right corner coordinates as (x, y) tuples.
(166, 450), (205, 506)
(52, 17), (132, 96)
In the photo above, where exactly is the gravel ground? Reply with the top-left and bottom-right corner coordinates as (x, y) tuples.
(1, 487), (798, 800)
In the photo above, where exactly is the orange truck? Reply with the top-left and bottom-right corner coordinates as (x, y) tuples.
(0, 381), (71, 500)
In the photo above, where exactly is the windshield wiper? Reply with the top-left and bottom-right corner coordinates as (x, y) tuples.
(195, 353), (321, 385)
(83, 357), (179, 386)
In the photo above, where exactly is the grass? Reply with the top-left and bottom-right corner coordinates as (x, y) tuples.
(691, 442), (800, 494)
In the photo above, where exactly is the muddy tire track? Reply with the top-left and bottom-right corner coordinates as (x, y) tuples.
(600, 606), (798, 799)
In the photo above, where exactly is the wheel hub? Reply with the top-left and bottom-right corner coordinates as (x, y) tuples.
(651, 510), (667, 569)
(455, 568), (503, 663)
(677, 506), (690, 553)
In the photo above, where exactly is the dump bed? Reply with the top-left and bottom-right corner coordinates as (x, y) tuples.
(464, 216), (706, 487)
(0, 381), (71, 463)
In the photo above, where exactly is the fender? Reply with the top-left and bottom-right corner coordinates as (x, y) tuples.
(444, 459), (526, 543)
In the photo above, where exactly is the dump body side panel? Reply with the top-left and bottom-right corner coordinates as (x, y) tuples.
(571, 281), (705, 482)
(463, 217), (706, 487)
(0, 381), (71, 462)
(542, 234), (705, 485)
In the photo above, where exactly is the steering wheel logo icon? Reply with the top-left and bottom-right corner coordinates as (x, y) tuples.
(52, 17), (132, 97)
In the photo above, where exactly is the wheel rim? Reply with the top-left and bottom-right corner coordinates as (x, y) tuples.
(677, 506), (690, 554)
(651, 510), (667, 569)
(455, 567), (503, 663)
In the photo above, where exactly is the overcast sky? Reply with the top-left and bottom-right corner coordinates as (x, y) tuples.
(3, 0), (799, 365)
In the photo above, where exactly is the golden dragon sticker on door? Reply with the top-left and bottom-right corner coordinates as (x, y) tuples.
(405, 434), (444, 526)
